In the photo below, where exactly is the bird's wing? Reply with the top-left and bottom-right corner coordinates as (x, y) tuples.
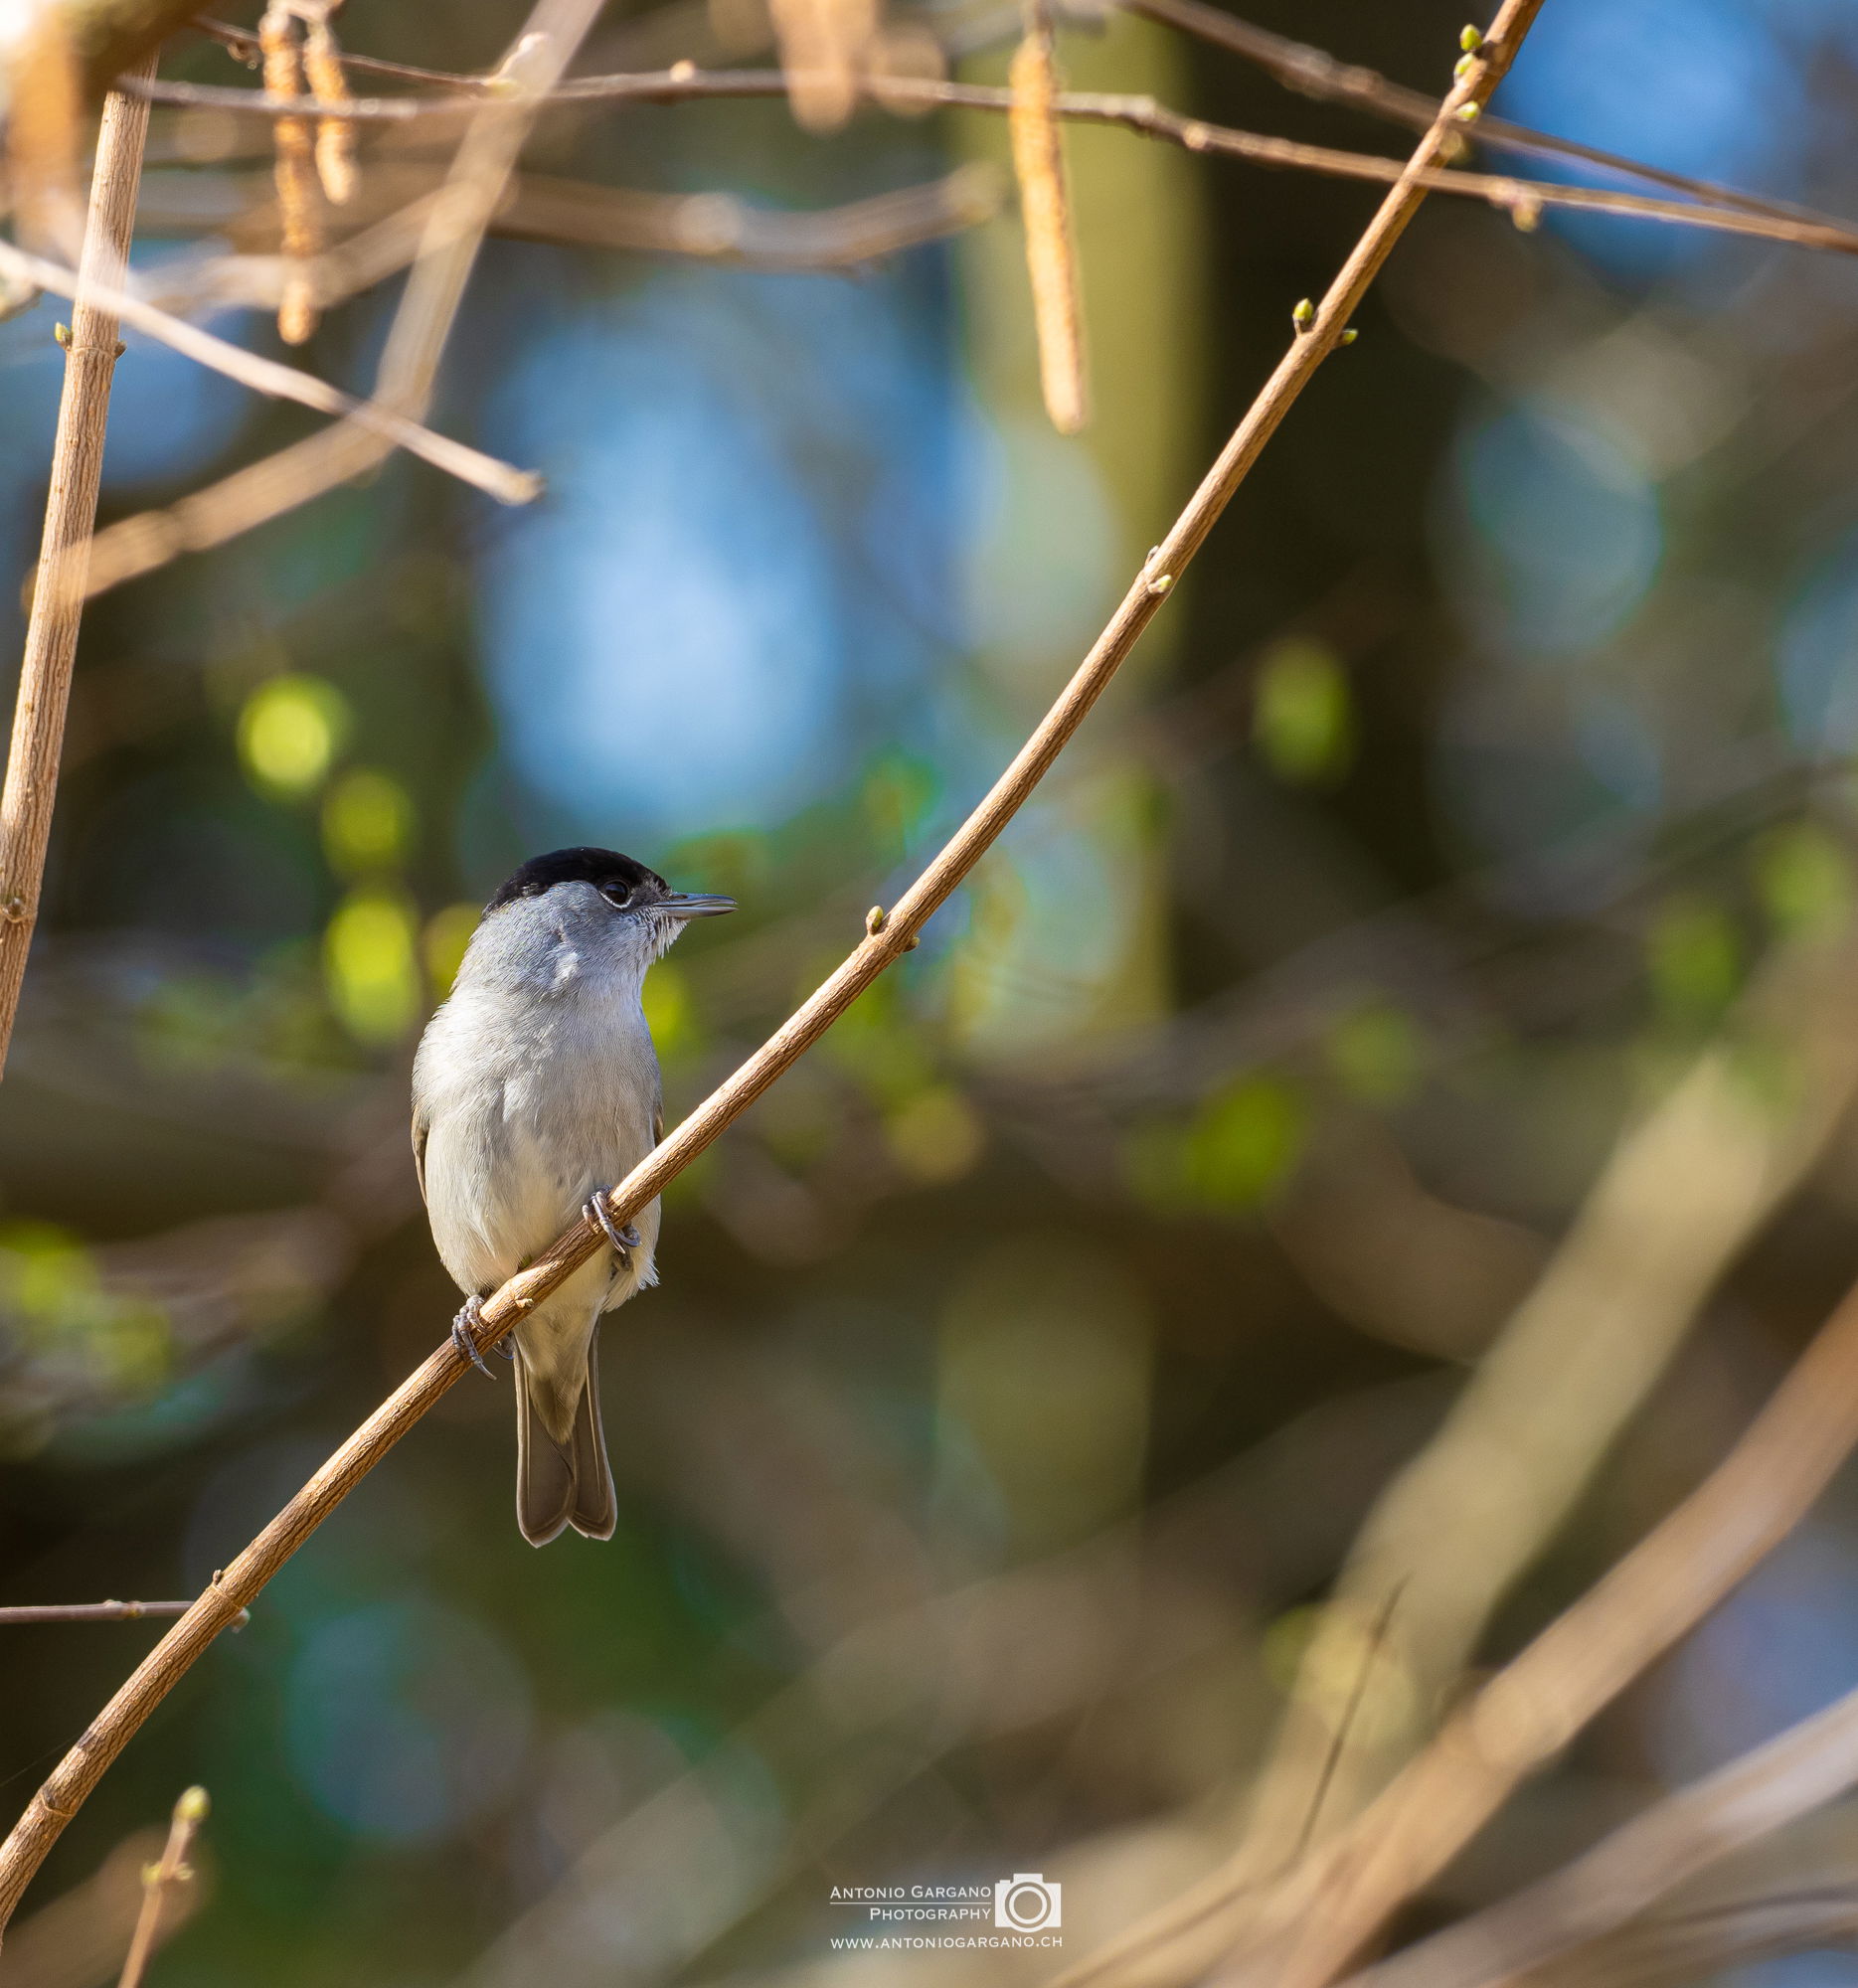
(412, 1106), (429, 1208)
(653, 1103), (664, 1147)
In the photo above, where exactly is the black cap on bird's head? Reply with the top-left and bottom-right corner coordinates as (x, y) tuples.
(487, 847), (735, 920)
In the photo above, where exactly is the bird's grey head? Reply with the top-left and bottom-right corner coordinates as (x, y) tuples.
(470, 847), (735, 993)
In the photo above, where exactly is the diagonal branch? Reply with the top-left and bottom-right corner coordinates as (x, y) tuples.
(1216, 1273), (1858, 1988)
(0, 0), (1546, 1932)
(0, 238), (541, 502)
(1118, 0), (1841, 234)
(66, 0), (599, 609)
(1054, 1255), (1858, 1988)
(188, 0), (1845, 249)
(1344, 1683), (1858, 1988)
(122, 70), (1858, 258)
(0, 1601), (241, 1625)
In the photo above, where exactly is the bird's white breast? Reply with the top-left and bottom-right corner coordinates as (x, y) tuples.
(414, 901), (664, 1304)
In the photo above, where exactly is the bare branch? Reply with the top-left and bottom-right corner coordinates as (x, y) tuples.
(1238, 944), (1858, 1863)
(44, 0), (206, 100)
(121, 70), (1858, 258)
(1051, 1243), (1858, 1988)
(0, 60), (156, 1081)
(1347, 1691), (1858, 1988)
(67, 0), (600, 607)
(1523, 1886), (1858, 1988)
(0, 0), (1547, 1927)
(1211, 1270), (1858, 1988)
(135, 165), (1007, 312)
(191, 14), (487, 89)
(1, 1822), (207, 1986)
(115, 1786), (207, 1988)
(0, 238), (541, 502)
(176, 0), (1858, 251)
(492, 163), (1004, 265)
(1120, 0), (1844, 236)
(0, 1601), (246, 1625)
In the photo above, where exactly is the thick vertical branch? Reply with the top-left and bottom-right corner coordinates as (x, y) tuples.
(0, 56), (156, 1079)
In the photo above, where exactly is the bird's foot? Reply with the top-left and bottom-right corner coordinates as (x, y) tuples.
(451, 1295), (497, 1380)
(583, 1193), (640, 1264)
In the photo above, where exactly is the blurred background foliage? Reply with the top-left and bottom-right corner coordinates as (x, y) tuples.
(5, 0), (1858, 1983)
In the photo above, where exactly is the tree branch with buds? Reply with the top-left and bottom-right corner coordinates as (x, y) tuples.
(0, 0), (1547, 1933)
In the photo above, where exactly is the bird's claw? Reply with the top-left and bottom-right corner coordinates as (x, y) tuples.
(583, 1194), (640, 1262)
(451, 1295), (496, 1380)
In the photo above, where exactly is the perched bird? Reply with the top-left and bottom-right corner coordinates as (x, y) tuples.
(412, 848), (734, 1545)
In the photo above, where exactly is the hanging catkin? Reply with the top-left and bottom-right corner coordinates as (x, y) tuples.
(1008, 20), (1089, 433)
(260, 4), (320, 344)
(299, 6), (356, 205)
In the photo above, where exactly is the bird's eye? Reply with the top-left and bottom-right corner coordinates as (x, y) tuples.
(599, 882), (635, 910)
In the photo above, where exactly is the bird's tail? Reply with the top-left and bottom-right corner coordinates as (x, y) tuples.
(513, 1336), (616, 1547)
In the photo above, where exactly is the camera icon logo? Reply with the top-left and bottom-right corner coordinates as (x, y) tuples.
(994, 1874), (1062, 1931)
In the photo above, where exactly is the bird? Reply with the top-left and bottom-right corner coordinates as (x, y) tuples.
(412, 847), (735, 1545)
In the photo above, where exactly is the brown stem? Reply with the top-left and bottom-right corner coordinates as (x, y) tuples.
(1118, 0), (1836, 233)
(0, 236), (541, 501)
(0, 57), (156, 1082)
(1344, 1682), (1858, 1988)
(0, 0), (1543, 1931)
(184, 0), (1841, 246)
(74, 0), (598, 624)
(114, 1786), (207, 1988)
(121, 69), (1858, 259)
(1053, 1269), (1858, 1988)
(1236, 1273), (1858, 1988)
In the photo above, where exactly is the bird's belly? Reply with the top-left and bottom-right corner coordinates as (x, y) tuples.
(423, 1070), (659, 1299)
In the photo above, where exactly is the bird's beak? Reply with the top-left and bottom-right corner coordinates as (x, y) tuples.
(657, 893), (737, 919)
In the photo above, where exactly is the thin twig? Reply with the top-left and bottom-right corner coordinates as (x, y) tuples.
(0, 0), (1543, 1929)
(1522, 1886), (1858, 1988)
(144, 165), (1007, 310)
(1055, 1267), (1858, 1988)
(78, 164), (998, 600)
(0, 1601), (247, 1625)
(115, 1787), (207, 1988)
(121, 69), (1858, 257)
(69, 0), (593, 610)
(1220, 934), (1858, 1906)
(0, 58), (156, 1084)
(1244, 1274), (1858, 1988)
(1118, 0), (1844, 236)
(190, 0), (1846, 248)
(1344, 1686), (1858, 1988)
(1287, 1582), (1406, 1870)
(0, 238), (539, 502)
(193, 14), (483, 87)
(2, 1823), (208, 1985)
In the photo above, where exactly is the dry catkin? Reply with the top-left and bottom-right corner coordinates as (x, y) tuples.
(4, 12), (83, 256)
(1009, 24), (1089, 433)
(300, 13), (356, 205)
(260, 4), (320, 344)
(768, 0), (877, 133)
